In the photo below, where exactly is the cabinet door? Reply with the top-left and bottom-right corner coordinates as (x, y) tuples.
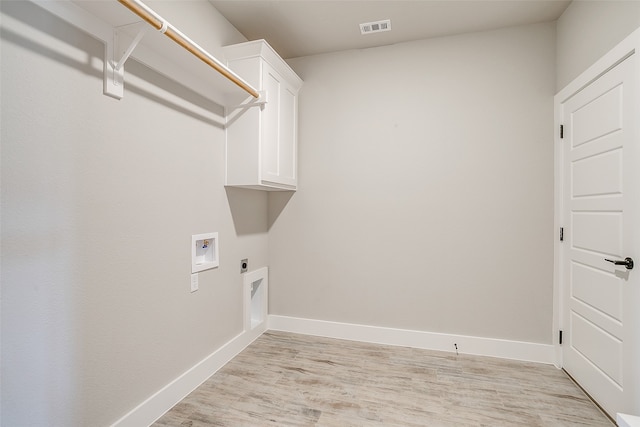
(261, 63), (297, 188)
(278, 80), (297, 185)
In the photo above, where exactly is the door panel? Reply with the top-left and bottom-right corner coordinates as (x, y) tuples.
(571, 212), (622, 255)
(260, 63), (297, 187)
(279, 86), (296, 183)
(561, 52), (638, 418)
(570, 288), (623, 343)
(572, 262), (623, 321)
(572, 149), (622, 197)
(571, 85), (622, 147)
(571, 312), (623, 385)
(262, 66), (280, 179)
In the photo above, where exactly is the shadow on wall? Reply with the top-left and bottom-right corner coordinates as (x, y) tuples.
(225, 187), (270, 235)
(268, 191), (295, 230)
(0, 0), (225, 128)
(225, 188), (295, 234)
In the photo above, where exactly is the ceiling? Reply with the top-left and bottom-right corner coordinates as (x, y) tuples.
(209, 0), (571, 59)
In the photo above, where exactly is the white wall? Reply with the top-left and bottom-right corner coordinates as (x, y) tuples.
(3, 1), (607, 423)
(0, 1), (266, 425)
(556, 0), (640, 90)
(270, 22), (556, 345)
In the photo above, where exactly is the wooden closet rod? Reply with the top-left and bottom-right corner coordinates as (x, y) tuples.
(117, 0), (260, 98)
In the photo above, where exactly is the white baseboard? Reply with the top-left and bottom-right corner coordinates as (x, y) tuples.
(111, 315), (554, 426)
(618, 413), (640, 427)
(110, 322), (267, 427)
(268, 315), (555, 365)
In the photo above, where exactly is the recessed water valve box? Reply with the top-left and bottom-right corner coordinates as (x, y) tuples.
(191, 232), (219, 273)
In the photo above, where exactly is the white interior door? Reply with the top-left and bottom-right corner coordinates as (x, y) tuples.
(559, 52), (639, 418)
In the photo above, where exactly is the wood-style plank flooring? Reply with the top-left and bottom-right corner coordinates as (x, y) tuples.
(154, 331), (613, 426)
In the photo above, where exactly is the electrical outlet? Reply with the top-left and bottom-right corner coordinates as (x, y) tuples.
(190, 273), (199, 293)
(241, 258), (248, 273)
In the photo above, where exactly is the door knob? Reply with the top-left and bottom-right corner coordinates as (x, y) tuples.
(604, 257), (634, 270)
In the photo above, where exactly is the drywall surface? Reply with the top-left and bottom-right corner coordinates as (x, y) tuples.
(556, 0), (640, 91)
(0, 2), (266, 425)
(270, 22), (556, 345)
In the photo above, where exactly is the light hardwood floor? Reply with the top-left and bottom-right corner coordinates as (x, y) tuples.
(154, 331), (613, 426)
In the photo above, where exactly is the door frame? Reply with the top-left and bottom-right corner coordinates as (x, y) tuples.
(553, 26), (640, 409)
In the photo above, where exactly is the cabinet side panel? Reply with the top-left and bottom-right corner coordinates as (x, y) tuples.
(226, 58), (261, 186)
(226, 108), (260, 186)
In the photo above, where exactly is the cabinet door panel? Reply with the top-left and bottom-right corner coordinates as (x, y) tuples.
(279, 84), (297, 183)
(261, 65), (281, 181)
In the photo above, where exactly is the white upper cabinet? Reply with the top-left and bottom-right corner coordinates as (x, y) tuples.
(223, 40), (303, 191)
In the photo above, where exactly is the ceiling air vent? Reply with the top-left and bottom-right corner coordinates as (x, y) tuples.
(359, 19), (391, 35)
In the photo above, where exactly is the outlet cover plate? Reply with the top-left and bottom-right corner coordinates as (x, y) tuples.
(190, 273), (199, 293)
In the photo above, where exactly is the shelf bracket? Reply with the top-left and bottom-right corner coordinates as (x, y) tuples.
(104, 22), (148, 99)
(228, 91), (268, 111)
(224, 91), (268, 128)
